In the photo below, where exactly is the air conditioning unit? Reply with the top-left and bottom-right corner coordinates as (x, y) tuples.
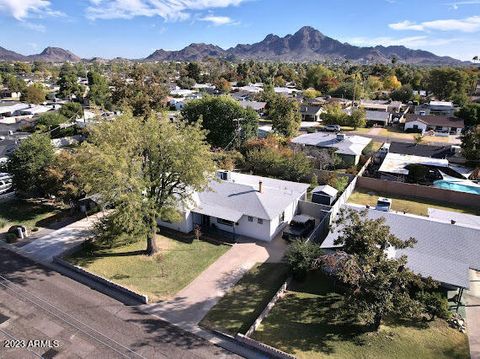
(336, 133), (346, 141)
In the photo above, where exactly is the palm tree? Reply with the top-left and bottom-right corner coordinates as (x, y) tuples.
(473, 56), (479, 64)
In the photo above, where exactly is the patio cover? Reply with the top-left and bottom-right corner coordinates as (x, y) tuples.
(193, 203), (243, 223)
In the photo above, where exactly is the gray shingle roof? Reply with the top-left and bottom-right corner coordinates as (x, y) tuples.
(291, 133), (371, 156)
(194, 173), (309, 221)
(321, 205), (480, 288)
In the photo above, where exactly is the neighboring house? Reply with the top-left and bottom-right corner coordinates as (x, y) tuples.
(378, 152), (449, 180)
(388, 142), (454, 159)
(404, 114), (464, 135)
(321, 205), (480, 291)
(291, 132), (371, 166)
(359, 100), (403, 113)
(0, 90), (21, 100)
(15, 105), (51, 116)
(157, 171), (309, 242)
(169, 98), (186, 111)
(300, 105), (322, 122)
(365, 110), (392, 126)
(429, 100), (455, 116)
(239, 100), (267, 114)
(0, 103), (30, 118)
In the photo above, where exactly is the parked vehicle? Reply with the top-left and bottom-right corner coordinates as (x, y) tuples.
(282, 215), (316, 242)
(323, 124), (341, 132)
(375, 197), (392, 212)
(0, 173), (12, 194)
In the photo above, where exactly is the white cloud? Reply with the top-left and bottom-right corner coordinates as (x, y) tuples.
(390, 16), (480, 32)
(0, 0), (63, 20)
(200, 15), (234, 25)
(448, 1), (480, 10)
(21, 22), (46, 32)
(86, 0), (245, 21)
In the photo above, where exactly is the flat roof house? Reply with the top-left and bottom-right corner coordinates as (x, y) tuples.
(291, 132), (371, 166)
(321, 206), (480, 290)
(404, 114), (464, 135)
(365, 110), (392, 126)
(157, 171), (309, 242)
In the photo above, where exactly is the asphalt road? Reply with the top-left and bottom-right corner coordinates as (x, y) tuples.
(0, 248), (241, 359)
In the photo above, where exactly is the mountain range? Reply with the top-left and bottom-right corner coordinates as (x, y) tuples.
(0, 27), (464, 65)
(0, 46), (81, 62)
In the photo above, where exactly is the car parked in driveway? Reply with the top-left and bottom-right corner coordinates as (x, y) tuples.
(323, 124), (341, 132)
(282, 215), (316, 242)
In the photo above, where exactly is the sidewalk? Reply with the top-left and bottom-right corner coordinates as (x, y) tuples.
(466, 269), (480, 359)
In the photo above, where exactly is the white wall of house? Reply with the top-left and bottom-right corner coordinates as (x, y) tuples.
(157, 210), (194, 233)
(404, 120), (427, 134)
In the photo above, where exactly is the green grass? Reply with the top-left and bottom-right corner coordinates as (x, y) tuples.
(66, 235), (229, 301)
(348, 189), (480, 217)
(253, 271), (469, 359)
(200, 262), (290, 335)
(0, 198), (63, 231)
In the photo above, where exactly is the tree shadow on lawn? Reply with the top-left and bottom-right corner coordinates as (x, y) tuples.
(256, 292), (370, 356)
(0, 199), (59, 227)
(34, 209), (84, 230)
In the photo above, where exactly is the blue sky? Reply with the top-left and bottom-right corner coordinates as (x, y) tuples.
(0, 0), (480, 60)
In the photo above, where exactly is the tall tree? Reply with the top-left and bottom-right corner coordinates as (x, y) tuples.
(461, 126), (480, 162)
(87, 70), (110, 107)
(58, 63), (84, 100)
(21, 84), (46, 104)
(73, 114), (215, 255)
(325, 209), (430, 330)
(268, 94), (301, 138)
(182, 95), (258, 149)
(7, 133), (55, 197)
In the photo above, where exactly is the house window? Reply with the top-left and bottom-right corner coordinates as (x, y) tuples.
(248, 216), (254, 222)
(217, 218), (234, 227)
(257, 218), (263, 224)
(280, 212), (285, 222)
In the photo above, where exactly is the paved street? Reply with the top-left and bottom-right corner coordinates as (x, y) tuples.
(0, 249), (240, 359)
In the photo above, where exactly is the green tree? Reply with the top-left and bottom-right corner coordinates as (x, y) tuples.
(21, 84), (46, 104)
(286, 241), (323, 280)
(186, 62), (202, 82)
(58, 63), (84, 99)
(329, 209), (429, 330)
(348, 108), (366, 129)
(456, 103), (480, 127)
(182, 95), (258, 149)
(59, 102), (83, 120)
(73, 114), (215, 255)
(426, 68), (471, 101)
(36, 112), (68, 131)
(391, 84), (414, 103)
(268, 95), (301, 138)
(461, 126), (480, 162)
(303, 65), (339, 93)
(321, 103), (349, 126)
(7, 133), (55, 197)
(3, 74), (26, 93)
(87, 70), (110, 107)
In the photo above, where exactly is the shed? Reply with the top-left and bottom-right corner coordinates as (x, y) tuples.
(312, 185), (338, 205)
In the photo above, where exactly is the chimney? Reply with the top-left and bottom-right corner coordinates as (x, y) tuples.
(258, 181), (263, 193)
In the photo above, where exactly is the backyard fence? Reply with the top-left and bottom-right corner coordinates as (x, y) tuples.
(357, 176), (480, 209)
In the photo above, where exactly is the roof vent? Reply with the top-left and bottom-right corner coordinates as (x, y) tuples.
(217, 170), (231, 181)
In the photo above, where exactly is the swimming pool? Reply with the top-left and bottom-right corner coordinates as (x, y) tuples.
(433, 180), (480, 195)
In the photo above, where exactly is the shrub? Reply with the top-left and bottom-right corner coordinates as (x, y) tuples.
(418, 291), (451, 321)
(285, 241), (322, 280)
(5, 233), (17, 243)
(0, 219), (6, 229)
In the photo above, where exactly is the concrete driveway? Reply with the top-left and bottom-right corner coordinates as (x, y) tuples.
(17, 213), (102, 263)
(144, 235), (288, 332)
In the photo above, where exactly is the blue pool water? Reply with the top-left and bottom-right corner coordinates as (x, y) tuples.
(433, 180), (480, 195)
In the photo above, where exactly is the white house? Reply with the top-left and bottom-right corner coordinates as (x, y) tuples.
(157, 171), (310, 242)
(404, 114), (464, 135)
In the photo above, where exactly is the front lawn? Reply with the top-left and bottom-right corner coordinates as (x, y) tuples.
(348, 189), (480, 216)
(200, 262), (290, 335)
(66, 234), (230, 301)
(0, 198), (64, 232)
(253, 271), (469, 359)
